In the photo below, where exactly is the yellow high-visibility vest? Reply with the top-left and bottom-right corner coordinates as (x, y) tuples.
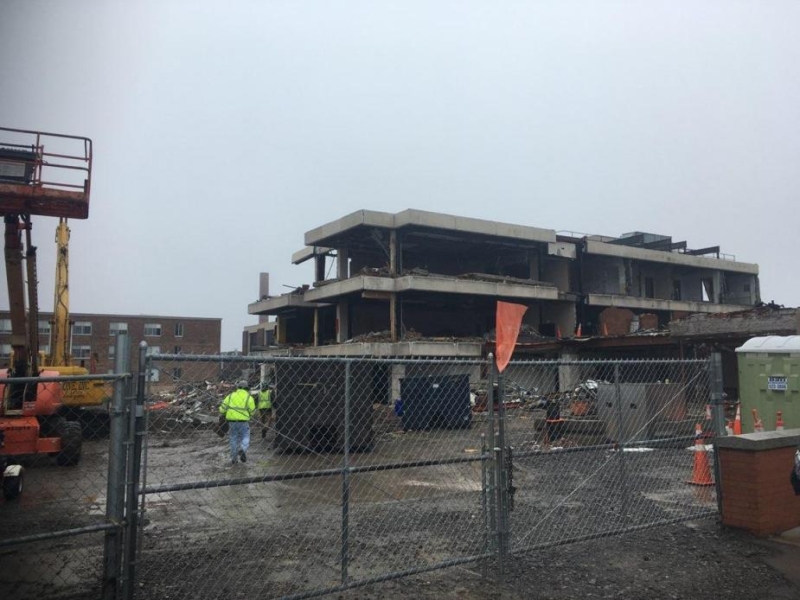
(258, 389), (272, 410)
(219, 389), (255, 421)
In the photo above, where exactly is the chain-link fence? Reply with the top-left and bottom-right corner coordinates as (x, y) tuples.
(128, 351), (721, 600)
(498, 358), (719, 556)
(1, 346), (723, 600)
(0, 337), (132, 600)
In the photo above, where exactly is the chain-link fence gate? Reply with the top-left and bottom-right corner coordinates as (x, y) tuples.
(0, 333), (133, 600)
(1, 345), (724, 600)
(127, 350), (722, 600)
(497, 357), (721, 558)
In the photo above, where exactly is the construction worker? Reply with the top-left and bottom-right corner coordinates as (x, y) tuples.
(258, 382), (273, 439)
(219, 380), (256, 465)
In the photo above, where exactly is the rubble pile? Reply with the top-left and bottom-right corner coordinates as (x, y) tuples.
(345, 329), (482, 344)
(459, 272), (556, 288)
(146, 380), (238, 431)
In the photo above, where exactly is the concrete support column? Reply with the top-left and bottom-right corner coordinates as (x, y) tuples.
(712, 271), (722, 303)
(390, 231), (399, 275)
(337, 248), (349, 279)
(528, 250), (540, 280)
(336, 299), (350, 343)
(558, 350), (580, 393)
(277, 317), (287, 345)
(313, 308), (320, 347)
(315, 254), (326, 283)
(391, 363), (406, 403)
(619, 260), (628, 295)
(390, 295), (399, 342)
(390, 231), (401, 342)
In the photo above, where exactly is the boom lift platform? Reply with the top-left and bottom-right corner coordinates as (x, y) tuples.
(0, 127), (93, 498)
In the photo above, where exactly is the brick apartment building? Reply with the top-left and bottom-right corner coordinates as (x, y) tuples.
(0, 312), (221, 383)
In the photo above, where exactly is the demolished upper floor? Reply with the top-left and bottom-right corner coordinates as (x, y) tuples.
(250, 210), (759, 319)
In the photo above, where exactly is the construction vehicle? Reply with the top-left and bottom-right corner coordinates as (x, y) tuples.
(39, 217), (110, 429)
(0, 126), (94, 490)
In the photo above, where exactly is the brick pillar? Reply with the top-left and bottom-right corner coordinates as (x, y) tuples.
(716, 430), (800, 536)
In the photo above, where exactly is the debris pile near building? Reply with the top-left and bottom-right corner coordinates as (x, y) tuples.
(345, 329), (483, 344)
(145, 380), (241, 432)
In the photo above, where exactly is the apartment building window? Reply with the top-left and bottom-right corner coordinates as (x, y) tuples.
(144, 323), (162, 337)
(173, 367), (182, 379)
(1, 343), (11, 356)
(146, 346), (161, 356)
(644, 277), (655, 299)
(73, 321), (92, 336)
(108, 345), (116, 360)
(174, 322), (184, 337)
(147, 368), (160, 383)
(39, 320), (51, 336)
(72, 345), (92, 359)
(174, 346), (181, 354)
(0, 319), (11, 334)
(110, 322), (128, 336)
(40, 344), (50, 355)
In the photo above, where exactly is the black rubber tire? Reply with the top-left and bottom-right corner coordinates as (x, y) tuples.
(2, 473), (23, 500)
(55, 420), (83, 466)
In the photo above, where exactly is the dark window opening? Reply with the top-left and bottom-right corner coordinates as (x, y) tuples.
(644, 277), (655, 299)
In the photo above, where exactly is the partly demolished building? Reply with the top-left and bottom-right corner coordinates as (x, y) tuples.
(248, 209), (761, 360)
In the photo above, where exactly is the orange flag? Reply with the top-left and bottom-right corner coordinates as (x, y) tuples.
(495, 301), (528, 373)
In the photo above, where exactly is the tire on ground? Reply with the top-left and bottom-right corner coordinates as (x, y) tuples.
(2, 472), (23, 500)
(55, 420), (83, 466)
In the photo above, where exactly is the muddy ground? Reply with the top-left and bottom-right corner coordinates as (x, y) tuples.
(1, 406), (798, 599)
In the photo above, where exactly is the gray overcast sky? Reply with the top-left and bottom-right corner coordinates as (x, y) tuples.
(1, 1), (798, 350)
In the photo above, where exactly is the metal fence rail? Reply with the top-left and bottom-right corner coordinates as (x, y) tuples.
(0, 334), (132, 600)
(1, 347), (722, 600)
(127, 352), (720, 600)
(497, 359), (718, 556)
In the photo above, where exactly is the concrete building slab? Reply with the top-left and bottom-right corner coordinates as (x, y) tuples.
(587, 293), (750, 314)
(585, 240), (758, 275)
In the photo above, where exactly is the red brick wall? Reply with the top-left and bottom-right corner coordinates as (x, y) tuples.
(638, 313), (659, 331)
(598, 307), (634, 336)
(719, 446), (800, 536)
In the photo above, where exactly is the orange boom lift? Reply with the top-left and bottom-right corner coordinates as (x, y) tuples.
(0, 127), (93, 498)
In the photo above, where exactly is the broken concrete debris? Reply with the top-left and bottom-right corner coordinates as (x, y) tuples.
(145, 380), (244, 431)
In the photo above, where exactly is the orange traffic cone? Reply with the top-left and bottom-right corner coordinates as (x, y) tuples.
(575, 323), (582, 337)
(733, 403), (742, 435)
(752, 409), (764, 433)
(687, 423), (714, 486)
(776, 411), (784, 432)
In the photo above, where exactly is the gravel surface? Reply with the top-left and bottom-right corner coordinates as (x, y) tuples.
(342, 519), (800, 600)
(3, 412), (799, 600)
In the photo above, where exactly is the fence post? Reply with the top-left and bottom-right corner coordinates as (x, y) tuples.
(709, 353), (725, 514)
(496, 371), (509, 559)
(121, 342), (148, 600)
(613, 362), (629, 527)
(341, 359), (351, 585)
(102, 332), (130, 600)
(485, 354), (497, 555)
(480, 432), (488, 559)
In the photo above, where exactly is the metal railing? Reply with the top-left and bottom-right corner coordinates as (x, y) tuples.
(0, 126), (92, 194)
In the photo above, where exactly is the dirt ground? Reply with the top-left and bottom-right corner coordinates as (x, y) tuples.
(342, 519), (800, 600)
(2, 405), (799, 600)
